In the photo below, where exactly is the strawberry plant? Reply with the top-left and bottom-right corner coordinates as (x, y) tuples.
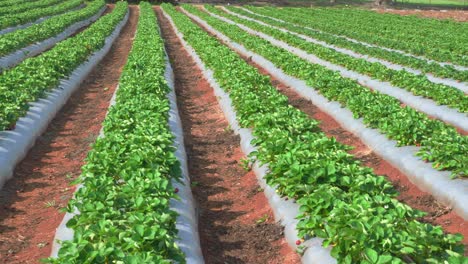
(0, 0), (83, 30)
(0, 0), (36, 8)
(0, 0), (104, 57)
(46, 3), (186, 262)
(184, 5), (468, 178)
(246, 6), (468, 67)
(0, 1), (126, 132)
(228, 6), (468, 82)
(0, 0), (66, 17)
(163, 4), (466, 262)
(207, 5), (468, 113)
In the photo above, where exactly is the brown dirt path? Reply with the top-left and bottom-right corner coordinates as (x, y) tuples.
(156, 7), (301, 264)
(0, 5), (139, 264)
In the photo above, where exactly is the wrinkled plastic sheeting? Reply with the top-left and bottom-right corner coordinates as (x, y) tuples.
(0, 5), (106, 71)
(237, 6), (468, 73)
(165, 8), (336, 264)
(186, 8), (468, 221)
(0, 4), (86, 36)
(221, 7), (468, 93)
(206, 9), (468, 131)
(154, 15), (204, 263)
(49, 12), (130, 257)
(165, 50), (205, 263)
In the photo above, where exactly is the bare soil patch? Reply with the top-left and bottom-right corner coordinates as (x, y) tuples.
(156, 6), (300, 264)
(0, 5), (139, 263)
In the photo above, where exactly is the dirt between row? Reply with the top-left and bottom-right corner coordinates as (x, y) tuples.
(156, 6), (301, 264)
(182, 5), (468, 253)
(0, 5), (138, 263)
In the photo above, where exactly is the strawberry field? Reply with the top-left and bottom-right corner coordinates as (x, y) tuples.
(0, 1), (466, 263)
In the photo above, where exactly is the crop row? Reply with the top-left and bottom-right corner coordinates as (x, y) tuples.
(0, 0), (82, 30)
(0, 2), (126, 131)
(0, 0), (65, 17)
(184, 6), (468, 177)
(207, 6), (467, 113)
(0, 0), (104, 57)
(48, 3), (187, 263)
(163, 4), (466, 263)
(228, 6), (468, 83)
(188, 5), (468, 219)
(250, 7), (468, 67)
(0, 0), (37, 8)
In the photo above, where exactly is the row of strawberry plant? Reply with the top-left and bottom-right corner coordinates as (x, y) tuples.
(0, 0), (82, 30)
(0, 0), (37, 8)
(185, 5), (468, 219)
(0, 2), (126, 131)
(291, 7), (468, 66)
(289, 7), (468, 52)
(206, 5), (468, 113)
(0, 0), (65, 16)
(183, 5), (468, 178)
(227, 6), (468, 83)
(48, 3), (186, 262)
(0, 0), (103, 57)
(162, 4), (466, 263)
(245, 6), (468, 67)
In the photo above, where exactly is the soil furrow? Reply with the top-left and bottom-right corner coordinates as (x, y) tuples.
(0, 5), (139, 263)
(156, 7), (300, 264)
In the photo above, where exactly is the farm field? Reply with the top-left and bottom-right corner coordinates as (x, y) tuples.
(0, 1), (466, 263)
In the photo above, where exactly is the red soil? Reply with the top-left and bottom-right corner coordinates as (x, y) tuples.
(156, 6), (301, 264)
(0, 5), (139, 263)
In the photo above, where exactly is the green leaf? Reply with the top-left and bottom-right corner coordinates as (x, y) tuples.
(400, 247), (415, 254)
(365, 248), (379, 263)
